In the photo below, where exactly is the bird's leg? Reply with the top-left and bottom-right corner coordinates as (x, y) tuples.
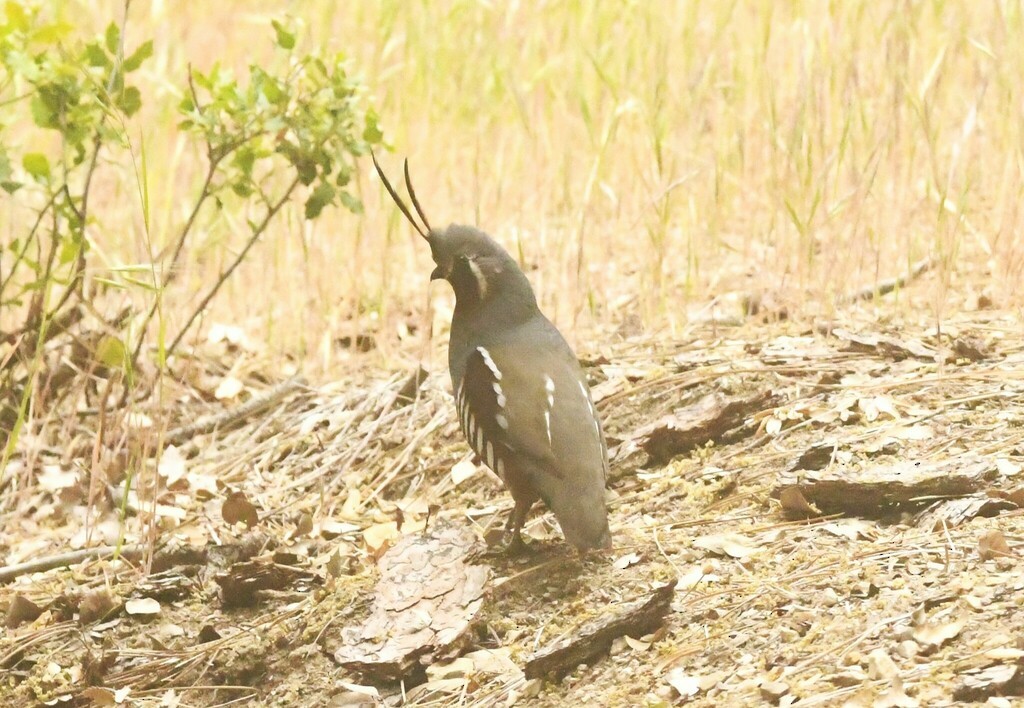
(504, 496), (535, 554)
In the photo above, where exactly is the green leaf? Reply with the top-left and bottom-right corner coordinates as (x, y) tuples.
(117, 86), (142, 116)
(58, 236), (80, 265)
(32, 21), (74, 44)
(304, 182), (335, 219)
(5, 1), (29, 32)
(104, 22), (119, 53)
(233, 146), (256, 176)
(95, 335), (129, 371)
(83, 41), (109, 67)
(123, 39), (153, 72)
(338, 191), (363, 215)
(362, 116), (383, 145)
(271, 20), (295, 50)
(22, 152), (50, 179)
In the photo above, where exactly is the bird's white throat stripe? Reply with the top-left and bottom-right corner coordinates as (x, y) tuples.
(492, 382), (507, 408)
(467, 258), (487, 299)
(543, 374), (555, 446)
(476, 346), (502, 380)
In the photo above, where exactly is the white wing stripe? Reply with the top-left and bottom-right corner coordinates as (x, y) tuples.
(476, 346), (502, 380)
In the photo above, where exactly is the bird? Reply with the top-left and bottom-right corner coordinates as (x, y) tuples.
(372, 154), (611, 552)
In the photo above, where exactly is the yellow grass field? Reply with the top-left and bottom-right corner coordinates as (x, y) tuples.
(9, 0), (1021, 372)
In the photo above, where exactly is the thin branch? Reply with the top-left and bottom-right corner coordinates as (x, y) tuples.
(0, 544), (144, 584)
(0, 188), (61, 306)
(166, 175), (301, 358)
(837, 255), (936, 306)
(45, 140), (102, 318)
(166, 375), (307, 447)
(128, 159), (219, 368)
(23, 205), (62, 342)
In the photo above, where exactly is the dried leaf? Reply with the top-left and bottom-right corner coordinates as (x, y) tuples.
(886, 424), (934, 441)
(613, 552), (643, 570)
(340, 487), (362, 520)
(187, 470), (218, 499)
(912, 616), (966, 648)
(321, 518), (360, 540)
(831, 328), (935, 361)
(978, 529), (1013, 560)
(157, 445), (187, 486)
(335, 682), (379, 698)
(666, 669), (701, 697)
(79, 687), (119, 705)
(873, 677), (919, 707)
(867, 648), (898, 680)
(624, 635), (650, 651)
(125, 598), (161, 616)
(760, 678), (789, 703)
(38, 465), (78, 493)
(450, 458), (479, 486)
(779, 486), (821, 520)
(222, 491), (259, 528)
(362, 521), (401, 556)
(693, 533), (761, 559)
(995, 458), (1022, 476)
(215, 375), (244, 400)
(79, 588), (118, 624)
(6, 594), (43, 628)
(858, 395), (900, 422)
(678, 565), (720, 588)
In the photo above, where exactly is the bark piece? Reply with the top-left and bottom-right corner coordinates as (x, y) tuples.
(333, 523), (489, 682)
(635, 392), (778, 465)
(954, 661), (1024, 702)
(828, 327), (935, 361)
(790, 441), (838, 472)
(395, 366), (429, 407)
(774, 456), (999, 518)
(524, 580), (676, 680)
(214, 559), (317, 607)
(915, 495), (1017, 531)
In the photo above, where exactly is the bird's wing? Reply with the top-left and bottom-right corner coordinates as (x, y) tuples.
(459, 340), (593, 475)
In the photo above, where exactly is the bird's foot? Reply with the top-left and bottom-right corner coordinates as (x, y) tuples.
(504, 530), (529, 555)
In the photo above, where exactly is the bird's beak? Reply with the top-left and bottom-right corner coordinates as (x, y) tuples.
(430, 265), (446, 281)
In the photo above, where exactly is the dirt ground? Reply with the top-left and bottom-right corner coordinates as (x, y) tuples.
(3, 274), (1024, 707)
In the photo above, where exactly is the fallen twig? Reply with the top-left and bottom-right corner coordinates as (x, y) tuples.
(166, 375), (308, 446)
(837, 255), (935, 305)
(0, 545), (144, 585)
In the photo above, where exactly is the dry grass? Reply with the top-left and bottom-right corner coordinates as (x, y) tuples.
(6, 0), (1020, 377)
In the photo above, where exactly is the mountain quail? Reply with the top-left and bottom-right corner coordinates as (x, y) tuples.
(373, 155), (612, 552)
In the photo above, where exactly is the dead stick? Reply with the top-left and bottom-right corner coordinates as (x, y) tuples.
(838, 256), (935, 305)
(165, 375), (307, 446)
(0, 545), (144, 584)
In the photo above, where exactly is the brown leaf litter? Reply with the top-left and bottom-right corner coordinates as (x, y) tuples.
(3, 305), (1024, 706)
